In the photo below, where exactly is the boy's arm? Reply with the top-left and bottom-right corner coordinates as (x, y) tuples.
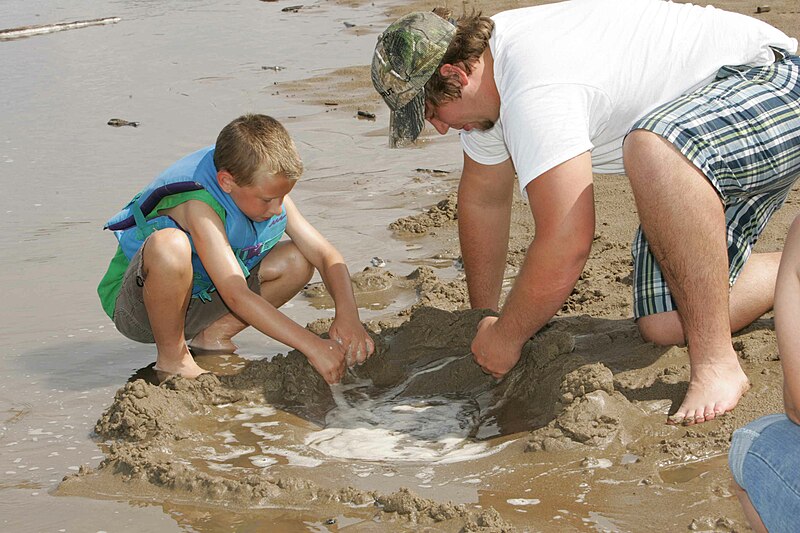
(169, 200), (347, 384)
(283, 196), (374, 365)
(775, 215), (800, 425)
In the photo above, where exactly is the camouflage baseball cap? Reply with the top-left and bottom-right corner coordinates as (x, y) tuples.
(371, 11), (456, 147)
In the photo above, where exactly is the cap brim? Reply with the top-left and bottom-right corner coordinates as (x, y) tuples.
(389, 91), (425, 148)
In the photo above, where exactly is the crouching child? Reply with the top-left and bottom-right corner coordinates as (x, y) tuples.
(97, 113), (374, 383)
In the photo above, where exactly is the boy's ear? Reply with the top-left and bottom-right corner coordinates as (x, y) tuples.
(217, 170), (236, 193)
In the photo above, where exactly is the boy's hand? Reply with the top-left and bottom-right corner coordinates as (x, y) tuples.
(330, 316), (375, 367)
(305, 338), (347, 384)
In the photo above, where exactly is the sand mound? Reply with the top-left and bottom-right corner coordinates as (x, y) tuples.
(61, 303), (597, 530)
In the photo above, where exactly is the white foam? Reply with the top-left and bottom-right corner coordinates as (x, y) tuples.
(507, 498), (541, 506)
(304, 358), (505, 463)
(259, 446), (323, 468)
(435, 438), (515, 465)
(215, 430), (237, 444)
(201, 445), (256, 462)
(243, 421), (281, 438)
(232, 405), (277, 420)
(250, 455), (278, 468)
(583, 458), (613, 469)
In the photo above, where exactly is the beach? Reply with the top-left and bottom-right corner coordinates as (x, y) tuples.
(2, 0), (799, 531)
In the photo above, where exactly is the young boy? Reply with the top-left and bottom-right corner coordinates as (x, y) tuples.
(98, 114), (374, 384)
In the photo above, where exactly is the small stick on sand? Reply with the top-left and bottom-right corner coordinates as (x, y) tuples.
(0, 17), (121, 41)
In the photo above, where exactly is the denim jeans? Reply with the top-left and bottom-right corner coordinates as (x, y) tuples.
(729, 414), (800, 533)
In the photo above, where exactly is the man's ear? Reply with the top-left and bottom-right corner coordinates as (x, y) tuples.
(439, 63), (469, 86)
(217, 170), (235, 193)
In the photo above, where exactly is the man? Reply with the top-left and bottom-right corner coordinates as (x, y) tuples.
(370, 0), (800, 425)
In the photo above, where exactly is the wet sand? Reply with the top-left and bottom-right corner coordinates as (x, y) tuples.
(3, 0), (800, 531)
(57, 190), (796, 531)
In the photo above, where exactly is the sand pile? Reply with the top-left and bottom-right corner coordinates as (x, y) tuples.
(63, 301), (590, 530)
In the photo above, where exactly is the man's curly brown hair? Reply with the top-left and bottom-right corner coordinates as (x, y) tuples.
(424, 9), (495, 107)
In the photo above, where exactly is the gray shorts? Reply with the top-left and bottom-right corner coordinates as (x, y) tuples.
(113, 244), (264, 343)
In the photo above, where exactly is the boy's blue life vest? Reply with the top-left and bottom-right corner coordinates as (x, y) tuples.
(104, 146), (287, 302)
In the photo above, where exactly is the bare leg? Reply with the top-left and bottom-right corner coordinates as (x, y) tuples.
(141, 229), (207, 378)
(624, 130), (750, 425)
(732, 481), (768, 533)
(189, 240), (315, 351)
(637, 252), (781, 345)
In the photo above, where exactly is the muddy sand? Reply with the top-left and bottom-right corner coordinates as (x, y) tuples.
(58, 0), (800, 531)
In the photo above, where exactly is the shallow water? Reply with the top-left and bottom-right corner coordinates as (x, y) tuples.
(0, 1), (463, 530)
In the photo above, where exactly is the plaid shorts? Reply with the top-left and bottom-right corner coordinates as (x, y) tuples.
(630, 52), (800, 318)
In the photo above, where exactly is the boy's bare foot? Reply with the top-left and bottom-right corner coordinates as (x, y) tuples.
(155, 352), (209, 379)
(188, 331), (238, 355)
(187, 343), (238, 356)
(188, 312), (247, 355)
(668, 360), (750, 425)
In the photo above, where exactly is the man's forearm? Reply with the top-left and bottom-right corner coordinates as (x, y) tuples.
(494, 236), (588, 347)
(459, 205), (510, 310)
(457, 166), (514, 310)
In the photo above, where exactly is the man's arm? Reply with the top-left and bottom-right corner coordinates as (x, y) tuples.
(170, 200), (346, 383)
(775, 215), (800, 425)
(458, 153), (516, 311)
(472, 151), (595, 377)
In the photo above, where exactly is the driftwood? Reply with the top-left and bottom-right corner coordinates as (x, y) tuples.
(0, 17), (120, 41)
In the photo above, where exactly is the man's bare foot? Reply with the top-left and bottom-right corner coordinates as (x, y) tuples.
(668, 361), (750, 425)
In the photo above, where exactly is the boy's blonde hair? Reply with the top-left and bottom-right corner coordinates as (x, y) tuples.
(424, 11), (494, 107)
(214, 114), (303, 186)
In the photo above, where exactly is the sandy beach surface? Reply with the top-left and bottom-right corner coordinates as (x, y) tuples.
(2, 0), (799, 531)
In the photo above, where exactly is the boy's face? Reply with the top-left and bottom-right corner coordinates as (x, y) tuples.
(220, 168), (295, 223)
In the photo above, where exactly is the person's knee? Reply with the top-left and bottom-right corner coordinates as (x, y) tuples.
(260, 242), (314, 285)
(143, 229), (192, 277)
(623, 129), (658, 153)
(637, 313), (685, 346)
(623, 130), (657, 171)
(285, 243), (315, 285)
(623, 130), (676, 184)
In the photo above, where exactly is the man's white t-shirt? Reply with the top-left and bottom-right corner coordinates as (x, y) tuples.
(460, 0), (798, 193)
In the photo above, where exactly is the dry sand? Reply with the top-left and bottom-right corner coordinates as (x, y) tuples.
(57, 1), (800, 531)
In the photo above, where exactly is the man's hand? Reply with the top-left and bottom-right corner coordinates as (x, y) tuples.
(305, 338), (347, 384)
(329, 315), (375, 367)
(471, 316), (524, 379)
